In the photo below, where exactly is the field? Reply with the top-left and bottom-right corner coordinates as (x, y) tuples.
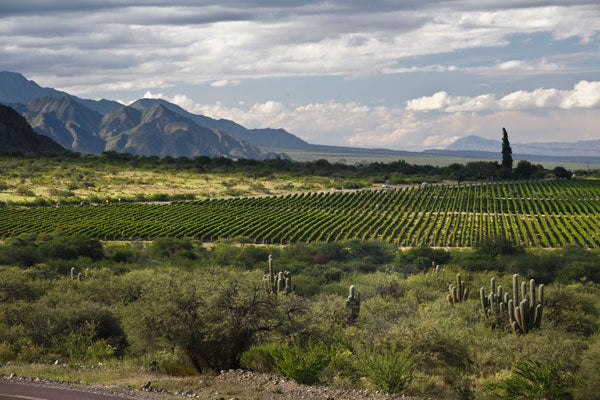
(272, 147), (600, 170)
(0, 156), (362, 204)
(2, 179), (599, 247)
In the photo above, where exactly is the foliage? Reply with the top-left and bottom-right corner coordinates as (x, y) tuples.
(474, 236), (523, 258)
(122, 268), (302, 372)
(3, 180), (600, 249)
(354, 343), (414, 394)
(270, 340), (335, 385)
(502, 127), (513, 170)
(148, 237), (194, 259)
(487, 360), (573, 399)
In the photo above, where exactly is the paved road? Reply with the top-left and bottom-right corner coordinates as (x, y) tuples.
(0, 381), (132, 400)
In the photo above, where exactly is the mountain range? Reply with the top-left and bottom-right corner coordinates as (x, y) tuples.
(0, 71), (306, 159)
(1, 71), (599, 163)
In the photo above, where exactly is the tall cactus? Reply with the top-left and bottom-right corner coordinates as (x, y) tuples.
(480, 277), (509, 317)
(447, 274), (469, 305)
(508, 274), (544, 334)
(263, 254), (293, 295)
(345, 285), (361, 321)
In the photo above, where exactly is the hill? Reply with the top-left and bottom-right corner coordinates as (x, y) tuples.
(0, 105), (64, 153)
(104, 104), (266, 158)
(0, 71), (122, 115)
(24, 94), (105, 153)
(129, 98), (310, 149)
(15, 95), (272, 159)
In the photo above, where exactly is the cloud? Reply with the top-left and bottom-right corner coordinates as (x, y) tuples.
(384, 58), (563, 76)
(406, 80), (600, 112)
(125, 89), (600, 150)
(2, 2), (599, 93)
(210, 79), (241, 88)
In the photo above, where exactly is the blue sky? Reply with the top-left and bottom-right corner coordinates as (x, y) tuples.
(1, 1), (599, 150)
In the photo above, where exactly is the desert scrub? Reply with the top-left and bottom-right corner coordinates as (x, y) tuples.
(486, 359), (574, 399)
(270, 340), (335, 385)
(354, 343), (414, 394)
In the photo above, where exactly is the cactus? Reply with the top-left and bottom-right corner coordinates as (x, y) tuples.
(508, 274), (544, 334)
(447, 274), (469, 305)
(263, 255), (293, 295)
(345, 285), (361, 321)
(480, 277), (508, 317)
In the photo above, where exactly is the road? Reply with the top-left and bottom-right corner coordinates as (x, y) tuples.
(0, 381), (133, 400)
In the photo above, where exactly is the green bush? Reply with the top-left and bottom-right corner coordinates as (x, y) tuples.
(270, 340), (335, 385)
(574, 337), (600, 399)
(487, 359), (574, 399)
(240, 343), (280, 373)
(354, 344), (414, 394)
(148, 237), (194, 259)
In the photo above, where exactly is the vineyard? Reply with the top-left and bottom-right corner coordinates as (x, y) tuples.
(1, 179), (599, 247)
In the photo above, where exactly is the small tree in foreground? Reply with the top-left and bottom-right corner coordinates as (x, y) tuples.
(123, 268), (303, 372)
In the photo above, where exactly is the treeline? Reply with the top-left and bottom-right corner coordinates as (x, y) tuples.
(1, 234), (600, 398)
(1, 150), (593, 182)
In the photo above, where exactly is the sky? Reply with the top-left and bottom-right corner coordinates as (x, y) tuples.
(1, 1), (600, 150)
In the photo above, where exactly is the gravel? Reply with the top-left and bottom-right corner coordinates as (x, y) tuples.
(1, 370), (424, 400)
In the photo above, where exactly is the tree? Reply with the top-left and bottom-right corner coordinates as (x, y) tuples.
(514, 160), (538, 179)
(553, 166), (571, 179)
(501, 127), (513, 170)
(122, 268), (303, 372)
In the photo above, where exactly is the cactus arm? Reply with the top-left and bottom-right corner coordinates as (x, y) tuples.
(513, 274), (519, 305)
(480, 287), (487, 312)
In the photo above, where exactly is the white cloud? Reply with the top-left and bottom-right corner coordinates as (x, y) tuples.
(406, 80), (600, 112)
(210, 79), (241, 87)
(126, 91), (600, 150)
(384, 58), (563, 77)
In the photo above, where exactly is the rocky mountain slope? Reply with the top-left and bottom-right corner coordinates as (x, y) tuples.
(0, 105), (65, 153)
(14, 95), (271, 159)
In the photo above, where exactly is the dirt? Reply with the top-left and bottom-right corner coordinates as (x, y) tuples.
(2, 370), (423, 400)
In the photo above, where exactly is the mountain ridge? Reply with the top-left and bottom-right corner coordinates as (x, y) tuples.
(0, 104), (65, 153)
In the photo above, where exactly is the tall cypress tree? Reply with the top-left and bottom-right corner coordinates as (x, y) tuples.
(501, 127), (513, 169)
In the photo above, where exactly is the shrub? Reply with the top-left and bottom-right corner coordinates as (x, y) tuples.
(474, 236), (523, 258)
(574, 337), (600, 399)
(148, 237), (194, 259)
(240, 343), (280, 373)
(15, 186), (35, 197)
(487, 359), (573, 399)
(270, 340), (335, 385)
(354, 344), (414, 394)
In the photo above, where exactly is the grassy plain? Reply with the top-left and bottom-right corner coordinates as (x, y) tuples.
(272, 148), (600, 170)
(0, 157), (370, 204)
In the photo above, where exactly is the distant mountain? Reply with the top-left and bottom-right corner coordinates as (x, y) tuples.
(0, 105), (64, 153)
(13, 94), (273, 159)
(0, 71), (123, 115)
(23, 94), (105, 153)
(105, 104), (265, 159)
(129, 98), (310, 149)
(446, 135), (600, 157)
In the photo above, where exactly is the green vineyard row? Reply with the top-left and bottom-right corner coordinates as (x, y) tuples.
(1, 179), (599, 247)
